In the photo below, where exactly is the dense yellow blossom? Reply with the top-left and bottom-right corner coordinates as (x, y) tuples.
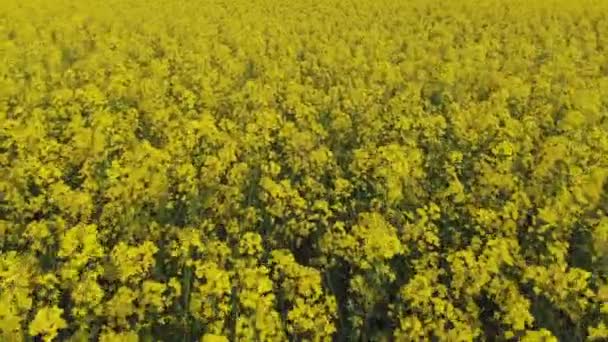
(28, 306), (67, 341)
(1, 0), (607, 340)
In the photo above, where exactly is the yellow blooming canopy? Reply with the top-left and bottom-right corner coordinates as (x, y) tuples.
(0, 0), (607, 340)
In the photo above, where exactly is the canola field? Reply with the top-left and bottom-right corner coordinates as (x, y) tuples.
(1, 0), (608, 341)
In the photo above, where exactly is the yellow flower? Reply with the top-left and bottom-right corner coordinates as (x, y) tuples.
(28, 306), (67, 341)
(201, 334), (229, 342)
